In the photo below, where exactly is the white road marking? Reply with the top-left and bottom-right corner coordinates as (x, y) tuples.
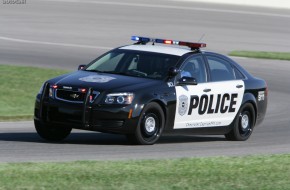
(171, 0), (290, 10)
(0, 36), (112, 50)
(40, 0), (290, 18)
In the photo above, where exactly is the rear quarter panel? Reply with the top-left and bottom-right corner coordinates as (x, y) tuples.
(243, 78), (268, 127)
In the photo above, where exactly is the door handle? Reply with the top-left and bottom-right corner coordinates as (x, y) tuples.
(236, 84), (244, 88)
(203, 88), (211, 92)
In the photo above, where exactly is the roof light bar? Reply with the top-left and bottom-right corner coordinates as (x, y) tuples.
(131, 36), (206, 49)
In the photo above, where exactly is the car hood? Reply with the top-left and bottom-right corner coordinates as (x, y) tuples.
(48, 70), (163, 92)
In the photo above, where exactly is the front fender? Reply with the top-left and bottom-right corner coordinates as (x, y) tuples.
(131, 92), (168, 118)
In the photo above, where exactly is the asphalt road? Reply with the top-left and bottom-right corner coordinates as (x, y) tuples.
(0, 0), (290, 162)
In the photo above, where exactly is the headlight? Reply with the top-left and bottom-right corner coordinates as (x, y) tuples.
(105, 93), (134, 104)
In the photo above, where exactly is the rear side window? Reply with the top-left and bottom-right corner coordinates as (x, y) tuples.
(207, 56), (235, 82)
(233, 66), (245, 79)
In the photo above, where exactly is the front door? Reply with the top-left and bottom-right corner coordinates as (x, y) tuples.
(174, 55), (245, 129)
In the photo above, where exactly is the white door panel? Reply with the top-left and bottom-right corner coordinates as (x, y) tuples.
(174, 80), (245, 129)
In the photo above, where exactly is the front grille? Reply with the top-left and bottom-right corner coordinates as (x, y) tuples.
(55, 88), (100, 103)
(56, 89), (86, 103)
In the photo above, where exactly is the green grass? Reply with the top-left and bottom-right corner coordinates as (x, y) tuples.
(0, 65), (68, 121)
(0, 154), (289, 190)
(229, 51), (290, 60)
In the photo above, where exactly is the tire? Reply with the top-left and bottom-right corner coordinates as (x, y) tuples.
(126, 102), (165, 145)
(225, 103), (255, 141)
(34, 120), (72, 142)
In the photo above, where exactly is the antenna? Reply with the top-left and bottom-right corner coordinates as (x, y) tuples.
(198, 34), (205, 43)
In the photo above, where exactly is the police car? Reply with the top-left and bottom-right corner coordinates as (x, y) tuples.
(34, 36), (268, 145)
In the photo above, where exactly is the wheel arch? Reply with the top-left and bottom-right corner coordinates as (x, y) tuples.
(150, 99), (168, 123)
(241, 92), (258, 125)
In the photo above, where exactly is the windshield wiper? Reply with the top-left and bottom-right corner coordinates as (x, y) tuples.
(85, 70), (129, 75)
(85, 69), (105, 73)
(98, 71), (128, 75)
(84, 70), (146, 78)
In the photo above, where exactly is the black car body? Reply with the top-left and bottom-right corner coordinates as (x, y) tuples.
(34, 36), (268, 145)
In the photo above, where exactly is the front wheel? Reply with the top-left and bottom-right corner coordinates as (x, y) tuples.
(35, 120), (72, 142)
(225, 103), (256, 141)
(127, 102), (165, 145)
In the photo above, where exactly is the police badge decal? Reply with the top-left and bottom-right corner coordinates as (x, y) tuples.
(178, 95), (188, 116)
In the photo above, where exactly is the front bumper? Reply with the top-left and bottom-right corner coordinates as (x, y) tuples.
(34, 92), (140, 134)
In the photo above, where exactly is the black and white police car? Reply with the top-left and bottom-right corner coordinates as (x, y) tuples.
(34, 36), (268, 145)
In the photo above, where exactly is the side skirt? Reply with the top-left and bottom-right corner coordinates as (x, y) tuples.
(163, 125), (232, 135)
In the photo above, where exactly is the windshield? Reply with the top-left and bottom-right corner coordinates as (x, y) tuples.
(85, 49), (180, 80)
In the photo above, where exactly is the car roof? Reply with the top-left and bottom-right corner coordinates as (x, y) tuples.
(119, 44), (192, 56)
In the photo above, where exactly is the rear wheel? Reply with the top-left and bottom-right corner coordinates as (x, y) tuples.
(225, 103), (255, 141)
(35, 120), (72, 141)
(127, 102), (165, 145)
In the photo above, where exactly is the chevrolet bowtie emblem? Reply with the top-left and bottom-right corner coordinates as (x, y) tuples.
(70, 93), (79, 99)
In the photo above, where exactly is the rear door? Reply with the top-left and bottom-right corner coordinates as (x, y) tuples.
(174, 54), (244, 129)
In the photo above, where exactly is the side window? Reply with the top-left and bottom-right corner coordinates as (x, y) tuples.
(233, 66), (245, 79)
(207, 56), (235, 82)
(180, 56), (206, 83)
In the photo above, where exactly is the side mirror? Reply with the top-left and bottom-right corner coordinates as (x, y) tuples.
(177, 76), (197, 86)
(168, 67), (179, 77)
(78, 65), (86, 70)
